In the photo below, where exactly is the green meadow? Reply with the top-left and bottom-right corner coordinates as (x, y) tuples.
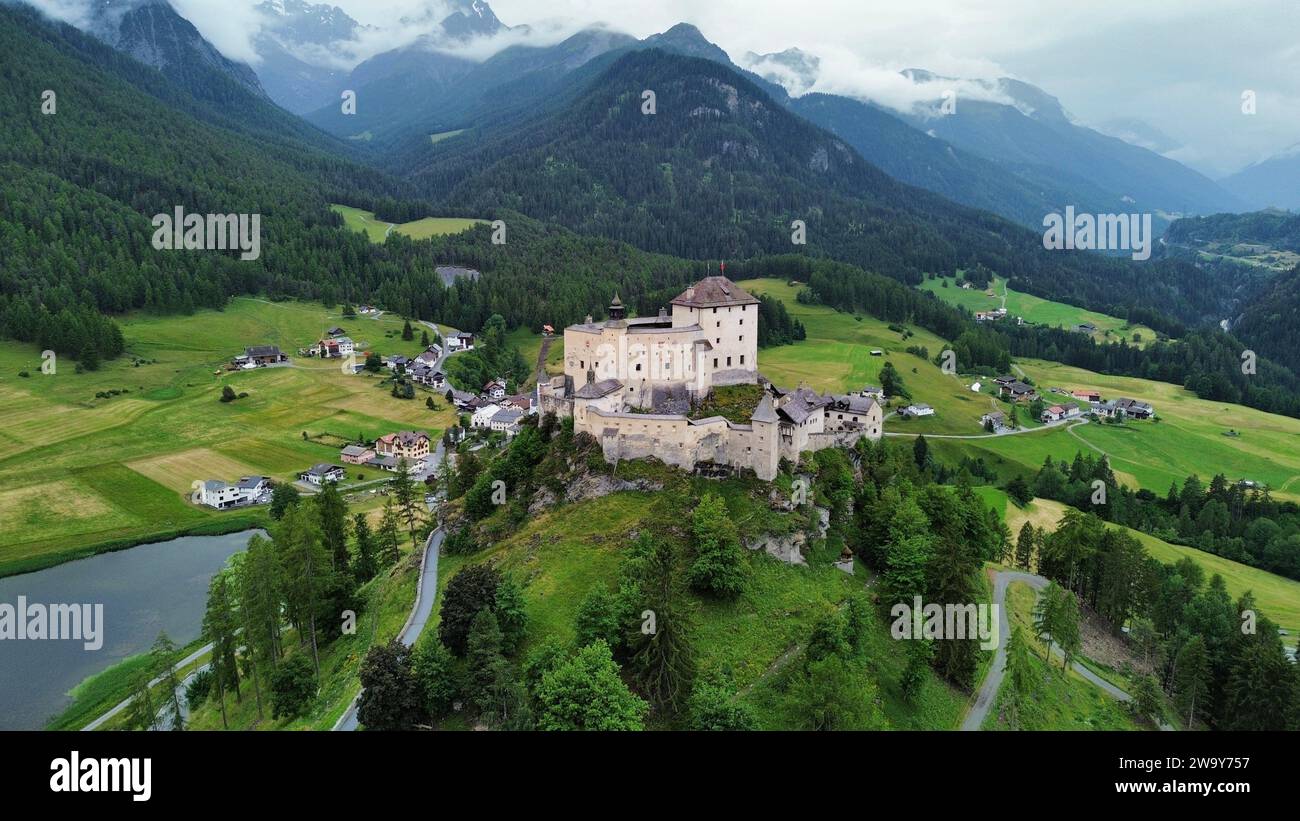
(1000, 496), (1300, 636)
(983, 580), (1141, 730)
(429, 129), (466, 145)
(431, 487), (973, 730)
(738, 278), (1001, 434)
(0, 297), (457, 576)
(740, 276), (1300, 502)
(331, 204), (485, 243)
(920, 275), (1161, 346)
(924, 359), (1300, 503)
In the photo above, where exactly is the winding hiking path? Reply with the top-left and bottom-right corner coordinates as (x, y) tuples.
(962, 569), (1173, 731)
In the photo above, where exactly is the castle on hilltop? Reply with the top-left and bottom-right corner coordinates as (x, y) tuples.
(538, 277), (883, 481)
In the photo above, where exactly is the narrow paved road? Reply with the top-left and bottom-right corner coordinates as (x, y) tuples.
(885, 418), (1088, 440)
(334, 527), (443, 731)
(962, 569), (1172, 730)
(82, 642), (213, 731)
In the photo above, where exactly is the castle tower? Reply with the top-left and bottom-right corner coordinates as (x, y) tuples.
(749, 393), (781, 481)
(608, 293), (626, 321)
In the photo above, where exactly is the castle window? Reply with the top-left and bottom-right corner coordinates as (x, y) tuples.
(713, 307), (717, 314)
(713, 358), (718, 368)
(740, 318), (743, 325)
(727, 357), (732, 366)
(635, 363), (642, 372)
(740, 355), (745, 365)
(739, 335), (743, 342)
(580, 360), (585, 369)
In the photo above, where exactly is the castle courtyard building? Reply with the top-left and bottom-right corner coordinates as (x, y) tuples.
(539, 277), (882, 481)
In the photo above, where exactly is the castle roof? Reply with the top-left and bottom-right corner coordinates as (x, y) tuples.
(670, 276), (759, 309)
(751, 394), (779, 424)
(574, 377), (624, 399)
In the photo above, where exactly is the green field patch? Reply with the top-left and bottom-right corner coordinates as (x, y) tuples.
(737, 278), (995, 434)
(921, 275), (1162, 347)
(331, 204), (486, 243)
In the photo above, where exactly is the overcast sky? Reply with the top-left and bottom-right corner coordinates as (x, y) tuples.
(37, 0), (1300, 177)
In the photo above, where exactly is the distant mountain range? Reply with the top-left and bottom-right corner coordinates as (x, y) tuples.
(1221, 144), (1300, 211)
(251, 0), (360, 114)
(39, 2), (1261, 230)
(77, 0), (268, 101)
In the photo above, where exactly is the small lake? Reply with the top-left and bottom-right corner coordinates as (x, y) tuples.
(0, 529), (264, 730)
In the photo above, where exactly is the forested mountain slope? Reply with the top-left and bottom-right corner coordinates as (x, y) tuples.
(408, 49), (1234, 329)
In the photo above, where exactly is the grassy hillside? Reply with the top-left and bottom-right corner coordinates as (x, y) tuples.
(742, 275), (1300, 509)
(738, 278), (1000, 434)
(924, 359), (1300, 502)
(921, 275), (1161, 346)
(982, 581), (1142, 730)
(0, 298), (457, 576)
(331, 204), (485, 243)
(1002, 497), (1300, 635)
(432, 487), (973, 730)
(184, 536), (423, 731)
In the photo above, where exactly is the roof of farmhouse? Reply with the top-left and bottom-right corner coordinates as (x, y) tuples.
(670, 276), (760, 309)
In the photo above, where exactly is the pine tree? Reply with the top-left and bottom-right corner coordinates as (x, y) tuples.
(1015, 522), (1036, 571)
(1003, 625), (1037, 729)
(377, 497), (402, 567)
(201, 571), (240, 729)
(627, 533), (697, 715)
(391, 458), (424, 545)
(148, 632), (186, 731)
(1173, 636), (1210, 728)
(276, 503), (330, 678)
(352, 513), (378, 581)
(686, 493), (747, 598)
(493, 573), (528, 656)
(316, 481), (350, 572)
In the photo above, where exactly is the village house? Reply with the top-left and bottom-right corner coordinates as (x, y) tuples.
(416, 347), (440, 366)
(501, 393), (535, 414)
(1040, 404), (1078, 423)
(537, 277), (881, 481)
(315, 337), (354, 358)
(996, 377), (1038, 403)
(340, 444), (375, 464)
(489, 408), (525, 435)
(328, 326), (346, 337)
(375, 430), (431, 461)
(197, 476), (270, 509)
(386, 355), (410, 372)
(446, 332), (475, 351)
(1073, 322), (1099, 334)
(472, 403), (503, 428)
(900, 403), (935, 418)
(980, 411), (1008, 431)
(298, 464), (345, 485)
(858, 385), (886, 401)
(451, 389), (479, 411)
(483, 379), (508, 400)
(1114, 397), (1156, 419)
(244, 345), (287, 366)
(1071, 389), (1102, 402)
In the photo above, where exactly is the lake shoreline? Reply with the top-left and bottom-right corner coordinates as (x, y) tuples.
(0, 511), (269, 580)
